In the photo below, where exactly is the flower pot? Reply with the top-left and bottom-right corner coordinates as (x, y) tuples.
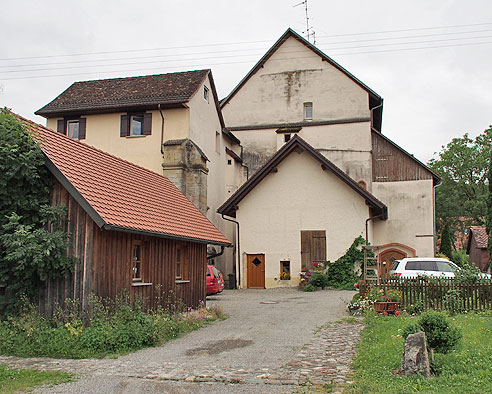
(373, 301), (401, 313)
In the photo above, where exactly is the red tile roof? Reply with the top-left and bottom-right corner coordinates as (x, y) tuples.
(21, 116), (230, 245)
(470, 226), (489, 249)
(35, 70), (209, 116)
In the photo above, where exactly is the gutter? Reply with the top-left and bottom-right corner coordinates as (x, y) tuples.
(365, 213), (385, 244)
(221, 214), (241, 288)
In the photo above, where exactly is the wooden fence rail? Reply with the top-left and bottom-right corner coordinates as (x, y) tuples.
(359, 278), (492, 312)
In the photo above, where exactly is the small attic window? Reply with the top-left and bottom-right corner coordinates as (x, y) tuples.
(284, 134), (291, 143)
(204, 86), (209, 102)
(304, 102), (313, 120)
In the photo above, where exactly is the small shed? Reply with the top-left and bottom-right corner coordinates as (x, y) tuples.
(467, 226), (490, 273)
(24, 117), (230, 314)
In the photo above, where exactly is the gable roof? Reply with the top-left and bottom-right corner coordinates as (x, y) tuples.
(467, 226), (489, 251)
(218, 135), (387, 219)
(220, 28), (382, 109)
(20, 115), (230, 246)
(36, 69), (209, 117)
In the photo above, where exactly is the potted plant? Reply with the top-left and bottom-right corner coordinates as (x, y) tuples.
(365, 287), (401, 313)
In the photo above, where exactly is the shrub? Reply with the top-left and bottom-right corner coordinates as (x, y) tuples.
(402, 310), (461, 356)
(0, 295), (224, 359)
(303, 283), (316, 292)
(324, 236), (366, 289)
(310, 271), (327, 289)
(455, 263), (483, 284)
(451, 249), (469, 268)
(443, 288), (463, 315)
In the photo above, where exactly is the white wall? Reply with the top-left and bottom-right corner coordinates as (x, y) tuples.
(222, 36), (370, 128)
(236, 149), (370, 288)
(372, 180), (435, 257)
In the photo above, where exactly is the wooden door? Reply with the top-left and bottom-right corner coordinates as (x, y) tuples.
(300, 231), (326, 271)
(379, 249), (406, 278)
(247, 254), (265, 289)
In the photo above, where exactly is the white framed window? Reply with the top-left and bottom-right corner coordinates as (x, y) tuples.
(66, 120), (80, 139)
(304, 102), (313, 120)
(130, 115), (144, 136)
(204, 86), (209, 102)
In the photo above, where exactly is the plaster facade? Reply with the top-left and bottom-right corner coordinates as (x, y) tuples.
(236, 150), (370, 288)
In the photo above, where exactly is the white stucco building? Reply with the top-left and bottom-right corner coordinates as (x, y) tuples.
(219, 28), (440, 288)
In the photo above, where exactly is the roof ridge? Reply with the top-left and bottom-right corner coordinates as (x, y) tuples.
(70, 69), (210, 85)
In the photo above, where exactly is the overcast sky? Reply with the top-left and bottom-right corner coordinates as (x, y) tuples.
(1, 0), (491, 163)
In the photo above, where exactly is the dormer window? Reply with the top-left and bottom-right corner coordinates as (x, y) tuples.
(204, 86), (209, 102)
(57, 117), (86, 140)
(120, 113), (152, 137)
(304, 102), (313, 120)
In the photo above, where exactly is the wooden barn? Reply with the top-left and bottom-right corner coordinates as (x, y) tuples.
(24, 117), (230, 315)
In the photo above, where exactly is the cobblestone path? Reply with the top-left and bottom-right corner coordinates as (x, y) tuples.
(0, 321), (363, 388)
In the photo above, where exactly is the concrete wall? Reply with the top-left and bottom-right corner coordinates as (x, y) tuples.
(47, 108), (190, 175)
(372, 180), (435, 257)
(236, 149), (370, 288)
(233, 121), (373, 186)
(222, 36), (369, 128)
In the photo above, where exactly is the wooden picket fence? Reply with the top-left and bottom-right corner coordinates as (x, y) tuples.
(359, 278), (492, 311)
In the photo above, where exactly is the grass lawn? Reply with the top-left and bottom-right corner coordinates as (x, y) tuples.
(0, 365), (73, 394)
(347, 312), (492, 394)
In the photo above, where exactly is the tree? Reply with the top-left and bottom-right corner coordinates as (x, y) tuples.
(429, 127), (492, 245)
(487, 149), (492, 262)
(0, 109), (72, 315)
(439, 224), (453, 259)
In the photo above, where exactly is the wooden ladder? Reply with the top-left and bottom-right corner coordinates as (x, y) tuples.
(363, 245), (381, 285)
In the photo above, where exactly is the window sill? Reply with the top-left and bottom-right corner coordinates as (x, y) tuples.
(175, 280), (190, 284)
(132, 282), (152, 287)
(125, 135), (146, 138)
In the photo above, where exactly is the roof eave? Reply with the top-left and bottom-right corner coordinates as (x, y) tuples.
(218, 135), (387, 218)
(102, 224), (231, 246)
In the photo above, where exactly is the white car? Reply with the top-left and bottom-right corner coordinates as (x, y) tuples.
(389, 258), (459, 278)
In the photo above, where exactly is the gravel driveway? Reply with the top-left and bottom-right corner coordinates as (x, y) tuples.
(2, 288), (361, 393)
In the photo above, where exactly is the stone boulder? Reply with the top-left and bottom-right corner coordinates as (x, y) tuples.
(400, 331), (430, 377)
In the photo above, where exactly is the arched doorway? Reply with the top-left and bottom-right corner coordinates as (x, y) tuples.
(379, 249), (407, 278)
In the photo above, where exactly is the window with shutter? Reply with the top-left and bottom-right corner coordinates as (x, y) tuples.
(58, 117), (86, 140)
(121, 113), (151, 137)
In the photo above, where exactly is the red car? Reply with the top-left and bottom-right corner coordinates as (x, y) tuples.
(206, 265), (224, 296)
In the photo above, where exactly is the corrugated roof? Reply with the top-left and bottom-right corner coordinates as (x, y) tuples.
(21, 115), (230, 245)
(35, 70), (210, 116)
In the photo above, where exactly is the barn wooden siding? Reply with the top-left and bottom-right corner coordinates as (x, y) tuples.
(38, 179), (207, 315)
(372, 131), (433, 182)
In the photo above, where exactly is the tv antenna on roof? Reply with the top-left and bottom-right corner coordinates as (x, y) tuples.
(293, 0), (316, 45)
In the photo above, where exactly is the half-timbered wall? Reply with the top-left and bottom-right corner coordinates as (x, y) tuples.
(39, 179), (207, 315)
(372, 131), (433, 183)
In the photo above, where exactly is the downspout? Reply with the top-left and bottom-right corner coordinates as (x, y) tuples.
(433, 179), (442, 256)
(365, 213), (384, 244)
(221, 214), (240, 288)
(370, 100), (383, 132)
(207, 245), (225, 260)
(158, 104), (165, 154)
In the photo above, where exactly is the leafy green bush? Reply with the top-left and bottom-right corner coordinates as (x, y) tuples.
(403, 310), (461, 355)
(325, 236), (366, 289)
(0, 296), (225, 359)
(451, 249), (469, 268)
(405, 300), (424, 315)
(444, 288), (463, 315)
(455, 263), (483, 284)
(310, 271), (327, 289)
(303, 283), (316, 292)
